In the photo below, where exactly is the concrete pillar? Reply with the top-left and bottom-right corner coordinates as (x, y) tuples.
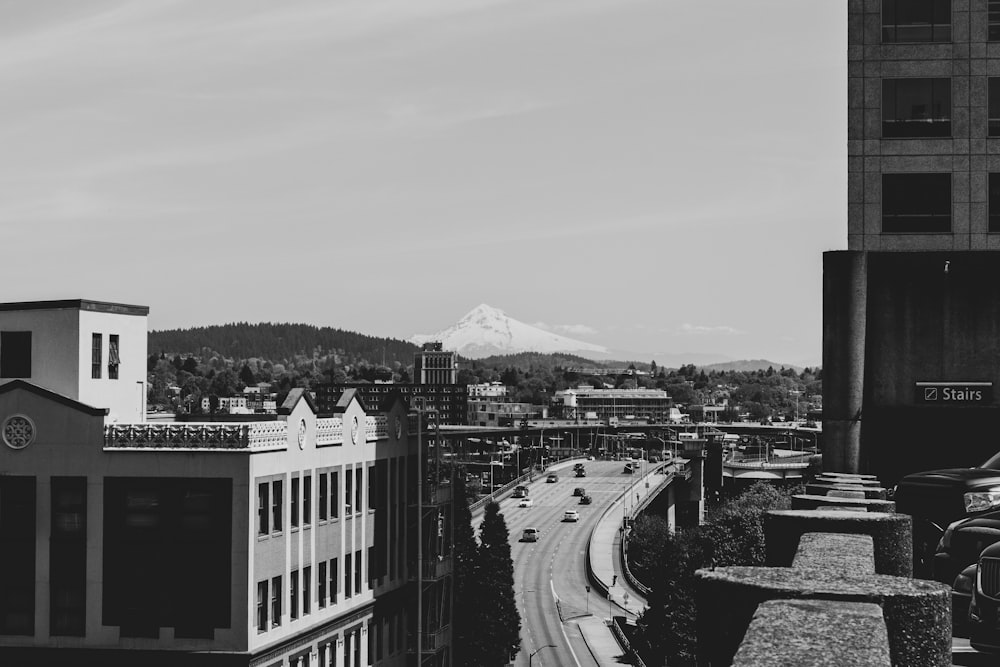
(335, 634), (345, 667)
(823, 251), (867, 473)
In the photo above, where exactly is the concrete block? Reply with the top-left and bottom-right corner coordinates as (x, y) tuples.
(793, 532), (876, 574)
(805, 483), (887, 500)
(764, 510), (911, 576)
(792, 494), (895, 513)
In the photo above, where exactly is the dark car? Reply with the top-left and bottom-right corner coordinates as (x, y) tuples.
(969, 540), (1000, 651)
(894, 450), (1000, 577)
(546, 474), (558, 483)
(573, 487), (585, 497)
(579, 495), (592, 505)
(575, 468), (586, 477)
(623, 463), (634, 474)
(933, 510), (1000, 631)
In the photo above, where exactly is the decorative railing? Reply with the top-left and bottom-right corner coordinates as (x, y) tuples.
(367, 415), (388, 440)
(104, 422), (288, 450)
(316, 417), (343, 446)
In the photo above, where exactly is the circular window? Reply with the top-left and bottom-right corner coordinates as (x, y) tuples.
(2, 414), (36, 450)
(297, 419), (307, 449)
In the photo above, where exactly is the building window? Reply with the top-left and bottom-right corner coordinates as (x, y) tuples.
(303, 475), (311, 526)
(344, 553), (352, 598)
(50, 477), (86, 636)
(882, 0), (951, 43)
(882, 78), (951, 138)
(290, 570), (299, 620)
(271, 576), (281, 627)
(991, 1), (1000, 40)
(331, 471), (339, 519)
(108, 334), (120, 380)
(257, 482), (269, 536)
(330, 557), (338, 602)
(882, 173), (951, 232)
(272, 479), (283, 533)
(257, 580), (268, 632)
(303, 566), (311, 615)
(989, 79), (1000, 137)
(354, 468), (363, 514)
(319, 474), (328, 521)
(318, 561), (327, 608)
(345, 468), (353, 515)
(990, 174), (1000, 232)
(91, 333), (102, 379)
(291, 477), (300, 529)
(0, 331), (31, 379)
(354, 549), (362, 595)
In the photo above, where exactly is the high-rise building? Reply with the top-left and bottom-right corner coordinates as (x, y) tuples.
(827, 1), (1000, 481)
(413, 343), (456, 386)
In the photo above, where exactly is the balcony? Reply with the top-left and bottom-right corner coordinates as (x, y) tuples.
(104, 422), (287, 450)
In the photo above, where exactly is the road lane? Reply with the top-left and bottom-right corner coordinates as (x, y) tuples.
(472, 461), (635, 667)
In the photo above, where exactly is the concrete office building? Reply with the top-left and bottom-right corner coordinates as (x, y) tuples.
(827, 0), (1000, 481)
(551, 386), (672, 423)
(0, 299), (454, 666)
(412, 344), (456, 386)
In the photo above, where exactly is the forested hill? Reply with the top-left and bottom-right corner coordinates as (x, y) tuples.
(148, 322), (420, 368)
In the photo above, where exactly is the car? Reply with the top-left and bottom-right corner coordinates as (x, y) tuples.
(587, 455), (595, 461)
(563, 510), (580, 522)
(522, 527), (539, 542)
(579, 495), (592, 505)
(512, 485), (528, 499)
(546, 474), (558, 483)
(969, 540), (1000, 651)
(933, 510), (1000, 632)
(573, 487), (586, 497)
(573, 462), (585, 471)
(623, 463), (634, 474)
(575, 469), (586, 477)
(518, 498), (534, 508)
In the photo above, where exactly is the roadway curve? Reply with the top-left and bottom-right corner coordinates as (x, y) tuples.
(480, 460), (635, 667)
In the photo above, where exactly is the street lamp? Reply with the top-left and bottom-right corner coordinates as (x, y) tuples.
(529, 644), (557, 666)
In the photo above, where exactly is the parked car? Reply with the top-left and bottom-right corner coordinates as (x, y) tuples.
(895, 451), (1000, 577)
(546, 474), (558, 483)
(522, 527), (539, 542)
(563, 510), (580, 522)
(969, 540), (1000, 651)
(573, 487), (586, 497)
(579, 495), (593, 505)
(933, 509), (1000, 631)
(519, 498), (534, 508)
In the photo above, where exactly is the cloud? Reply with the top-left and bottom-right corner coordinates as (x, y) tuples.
(532, 321), (599, 337)
(675, 323), (744, 336)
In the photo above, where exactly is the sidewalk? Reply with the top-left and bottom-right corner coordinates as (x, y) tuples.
(578, 463), (677, 662)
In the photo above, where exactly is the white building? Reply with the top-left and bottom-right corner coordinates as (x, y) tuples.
(0, 299), (148, 423)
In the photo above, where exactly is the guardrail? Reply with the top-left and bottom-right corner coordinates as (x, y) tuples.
(609, 616), (647, 667)
(467, 454), (589, 514)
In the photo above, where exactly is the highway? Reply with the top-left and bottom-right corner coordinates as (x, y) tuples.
(476, 460), (638, 667)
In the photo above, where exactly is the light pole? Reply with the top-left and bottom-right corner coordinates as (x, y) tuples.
(529, 644), (556, 666)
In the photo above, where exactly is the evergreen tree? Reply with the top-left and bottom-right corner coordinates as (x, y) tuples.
(468, 501), (521, 666)
(239, 363), (256, 387)
(452, 473), (479, 666)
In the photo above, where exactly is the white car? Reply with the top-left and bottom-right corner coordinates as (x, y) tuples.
(563, 509), (580, 522)
(519, 498), (534, 508)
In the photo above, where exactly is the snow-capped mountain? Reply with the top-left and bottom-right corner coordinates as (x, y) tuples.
(410, 304), (608, 359)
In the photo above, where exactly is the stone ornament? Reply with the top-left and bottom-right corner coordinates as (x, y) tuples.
(2, 414), (36, 450)
(351, 414), (360, 445)
(297, 419), (307, 449)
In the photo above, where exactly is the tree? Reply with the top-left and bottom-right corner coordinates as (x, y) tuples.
(467, 502), (521, 666)
(239, 363), (256, 387)
(452, 473), (479, 667)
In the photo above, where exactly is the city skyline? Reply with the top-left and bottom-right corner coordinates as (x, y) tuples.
(1, 1), (845, 368)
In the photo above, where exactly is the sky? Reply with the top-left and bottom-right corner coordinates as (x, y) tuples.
(1, 0), (845, 368)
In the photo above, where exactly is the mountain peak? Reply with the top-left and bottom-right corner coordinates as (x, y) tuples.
(411, 306), (607, 359)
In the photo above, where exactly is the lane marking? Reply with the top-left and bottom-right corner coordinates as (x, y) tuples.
(550, 579), (583, 667)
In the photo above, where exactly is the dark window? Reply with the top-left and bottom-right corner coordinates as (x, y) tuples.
(355, 468), (363, 514)
(318, 561), (327, 608)
(883, 0), (951, 42)
(331, 472), (339, 519)
(272, 479), (283, 532)
(91, 333), (102, 379)
(0, 331), (32, 379)
(108, 334), (120, 380)
(303, 566), (311, 615)
(290, 570), (299, 620)
(331, 557), (338, 601)
(271, 576), (281, 627)
(303, 475), (311, 526)
(354, 549), (362, 595)
(257, 581), (268, 632)
(257, 482), (269, 535)
(319, 473), (328, 521)
(50, 477), (85, 636)
(291, 477), (299, 529)
(989, 79), (1000, 137)
(344, 553), (352, 598)
(345, 468), (353, 515)
(990, 174), (1000, 232)
(882, 173), (951, 232)
(882, 78), (951, 138)
(991, 1), (1000, 40)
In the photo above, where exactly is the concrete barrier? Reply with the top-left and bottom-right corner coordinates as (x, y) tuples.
(792, 532), (875, 574)
(791, 493), (895, 513)
(804, 483), (888, 500)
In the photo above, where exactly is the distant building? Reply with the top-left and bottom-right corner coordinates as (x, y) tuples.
(467, 398), (538, 427)
(314, 383), (467, 426)
(552, 385), (673, 422)
(467, 382), (508, 399)
(413, 342), (456, 385)
(0, 299), (148, 423)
